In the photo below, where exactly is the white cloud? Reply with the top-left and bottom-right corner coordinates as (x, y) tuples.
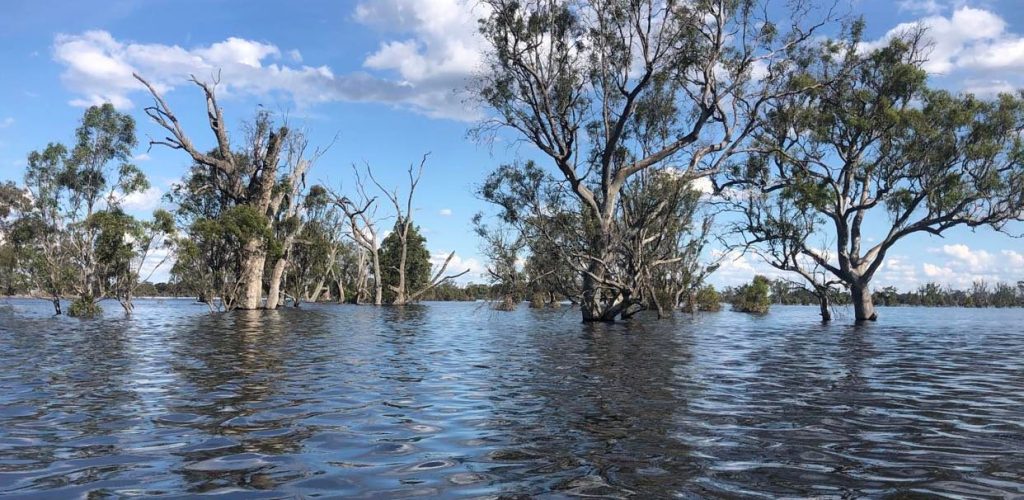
(862, 7), (1007, 74)
(122, 186), (164, 212)
(689, 176), (714, 195)
(139, 246), (173, 283)
(1002, 250), (1024, 267)
(940, 243), (992, 268)
(903, 244), (1024, 288)
(438, 208), (452, 216)
(133, 153), (151, 162)
(0, 117), (13, 129)
(431, 250), (486, 284)
(876, 255), (921, 289)
(52, 7), (486, 121)
(898, 0), (943, 15)
(861, 6), (1024, 97)
(962, 79), (1016, 97)
(922, 262), (955, 279)
(708, 249), (787, 287)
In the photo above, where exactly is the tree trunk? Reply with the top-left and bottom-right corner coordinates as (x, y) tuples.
(265, 257), (287, 309)
(851, 283), (877, 322)
(236, 238), (267, 310)
(579, 255), (621, 321)
(394, 225), (408, 305)
(52, 295), (62, 315)
(119, 289), (134, 315)
(371, 251), (383, 306)
(580, 266), (606, 321)
(818, 292), (831, 322)
(336, 277), (346, 304)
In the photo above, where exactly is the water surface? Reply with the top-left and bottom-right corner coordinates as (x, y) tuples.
(1, 299), (1023, 498)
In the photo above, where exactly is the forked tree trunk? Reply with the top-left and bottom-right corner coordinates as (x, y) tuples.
(580, 253), (621, 322)
(851, 283), (877, 322)
(236, 239), (267, 310)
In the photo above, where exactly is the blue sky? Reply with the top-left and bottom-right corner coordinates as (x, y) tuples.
(0, 0), (1022, 289)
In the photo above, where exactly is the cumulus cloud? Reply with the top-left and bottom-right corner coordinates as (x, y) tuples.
(708, 249), (786, 287)
(862, 6), (1024, 92)
(707, 242), (1024, 292)
(438, 208), (453, 216)
(909, 243), (1024, 288)
(121, 186), (164, 212)
(431, 250), (486, 284)
(139, 247), (173, 283)
(52, 1), (489, 121)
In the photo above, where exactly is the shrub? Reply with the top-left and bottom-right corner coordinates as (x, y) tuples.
(732, 276), (770, 314)
(695, 285), (722, 312)
(69, 296), (102, 318)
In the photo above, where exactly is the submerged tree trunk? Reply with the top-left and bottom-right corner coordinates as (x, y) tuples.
(580, 268), (606, 321)
(579, 253), (624, 322)
(818, 292), (831, 322)
(52, 295), (62, 316)
(237, 239), (267, 310)
(265, 256), (287, 310)
(119, 290), (134, 315)
(851, 283), (877, 322)
(371, 253), (383, 306)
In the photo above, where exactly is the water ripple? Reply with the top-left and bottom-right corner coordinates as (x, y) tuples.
(1, 299), (1023, 497)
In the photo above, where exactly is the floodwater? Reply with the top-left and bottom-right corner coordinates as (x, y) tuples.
(1, 299), (1023, 498)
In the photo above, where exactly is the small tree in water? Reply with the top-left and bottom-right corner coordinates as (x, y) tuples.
(732, 275), (771, 314)
(379, 219), (432, 305)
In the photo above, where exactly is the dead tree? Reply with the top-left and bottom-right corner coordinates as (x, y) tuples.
(368, 154), (468, 304)
(332, 166), (384, 306)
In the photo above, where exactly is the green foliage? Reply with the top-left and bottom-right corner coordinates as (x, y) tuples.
(732, 275), (771, 314)
(694, 285), (722, 312)
(379, 219), (431, 303)
(68, 295), (102, 318)
(726, 23), (1024, 321)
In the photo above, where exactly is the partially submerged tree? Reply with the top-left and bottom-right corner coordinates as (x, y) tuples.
(474, 0), (832, 321)
(732, 275), (771, 313)
(369, 156), (469, 305)
(334, 158), (468, 306)
(9, 105), (150, 317)
(720, 25), (1024, 321)
(287, 184), (348, 304)
(332, 166), (385, 305)
(135, 73), (317, 310)
(473, 214), (529, 310)
(379, 218), (433, 304)
(0, 182), (33, 298)
(102, 208), (176, 314)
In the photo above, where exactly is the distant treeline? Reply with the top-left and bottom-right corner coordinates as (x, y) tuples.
(0, 279), (500, 304)
(719, 279), (1024, 309)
